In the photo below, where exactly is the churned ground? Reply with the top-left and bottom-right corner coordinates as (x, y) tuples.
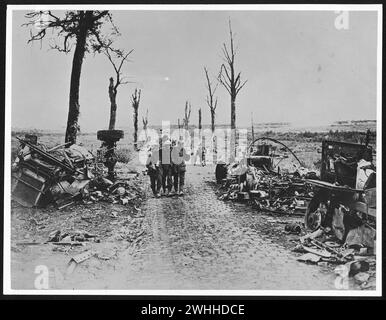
(11, 164), (341, 291)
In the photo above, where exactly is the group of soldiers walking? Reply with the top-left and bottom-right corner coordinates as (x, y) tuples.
(146, 135), (190, 197)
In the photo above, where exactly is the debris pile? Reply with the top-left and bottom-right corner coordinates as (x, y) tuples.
(292, 224), (376, 289)
(86, 179), (144, 207)
(11, 135), (142, 209)
(48, 229), (100, 244)
(295, 137), (377, 288)
(217, 136), (376, 225)
(15, 229), (101, 247)
(217, 161), (315, 216)
(216, 135), (377, 287)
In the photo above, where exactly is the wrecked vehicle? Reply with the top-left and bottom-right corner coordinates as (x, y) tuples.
(294, 137), (376, 287)
(304, 139), (376, 243)
(214, 133), (377, 285)
(247, 137), (304, 173)
(11, 135), (94, 208)
(215, 135), (376, 226)
(11, 134), (141, 209)
(215, 137), (315, 215)
(215, 137), (305, 183)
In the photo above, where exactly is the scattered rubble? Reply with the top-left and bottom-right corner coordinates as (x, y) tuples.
(11, 133), (377, 289)
(66, 250), (97, 275)
(284, 223), (302, 234)
(48, 229), (100, 243)
(11, 135), (144, 209)
(292, 224), (376, 287)
(215, 136), (377, 287)
(216, 138), (315, 216)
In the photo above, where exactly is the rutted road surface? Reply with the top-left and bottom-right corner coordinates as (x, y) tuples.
(12, 165), (337, 290)
(76, 165), (335, 290)
(120, 165), (336, 290)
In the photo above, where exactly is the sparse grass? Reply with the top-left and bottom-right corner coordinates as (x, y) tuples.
(115, 147), (133, 163)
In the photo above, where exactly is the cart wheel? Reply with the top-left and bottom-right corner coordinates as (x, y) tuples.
(305, 195), (328, 231)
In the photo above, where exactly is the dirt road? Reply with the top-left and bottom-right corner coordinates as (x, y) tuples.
(11, 165), (339, 291)
(113, 165), (337, 290)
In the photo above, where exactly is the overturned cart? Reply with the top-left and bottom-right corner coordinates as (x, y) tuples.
(304, 140), (376, 242)
(11, 136), (94, 208)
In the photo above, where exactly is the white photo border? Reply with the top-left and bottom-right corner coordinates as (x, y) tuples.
(3, 3), (383, 297)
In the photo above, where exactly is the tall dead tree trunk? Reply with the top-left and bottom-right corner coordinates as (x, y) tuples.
(198, 107), (203, 151)
(131, 88), (141, 151)
(204, 67), (218, 134)
(251, 111), (255, 143)
(25, 10), (119, 145)
(66, 15), (89, 144)
(142, 108), (149, 139)
(104, 47), (133, 130)
(198, 108), (202, 132)
(218, 19), (247, 159)
(183, 101), (191, 131)
(178, 118), (182, 139)
(108, 77), (117, 130)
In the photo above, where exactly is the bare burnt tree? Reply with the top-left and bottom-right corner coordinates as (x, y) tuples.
(142, 108), (149, 139)
(198, 107), (203, 149)
(24, 10), (120, 144)
(131, 88), (141, 150)
(251, 111), (255, 142)
(204, 67), (218, 133)
(104, 46), (133, 130)
(183, 101), (192, 131)
(198, 108), (202, 132)
(177, 118), (182, 139)
(218, 19), (247, 158)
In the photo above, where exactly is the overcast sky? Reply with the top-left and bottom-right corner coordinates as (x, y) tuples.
(11, 9), (378, 131)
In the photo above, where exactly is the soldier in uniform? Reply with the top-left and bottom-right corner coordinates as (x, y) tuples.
(146, 143), (162, 197)
(160, 135), (173, 196)
(171, 139), (190, 196)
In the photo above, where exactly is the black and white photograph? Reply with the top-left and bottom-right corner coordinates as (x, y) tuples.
(3, 4), (382, 296)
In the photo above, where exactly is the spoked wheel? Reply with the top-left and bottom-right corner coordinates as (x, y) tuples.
(305, 195), (329, 231)
(247, 137), (304, 172)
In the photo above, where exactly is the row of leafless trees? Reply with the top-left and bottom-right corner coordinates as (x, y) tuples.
(25, 10), (149, 150)
(25, 11), (113, 144)
(104, 47), (148, 150)
(181, 19), (247, 157)
(25, 11), (246, 156)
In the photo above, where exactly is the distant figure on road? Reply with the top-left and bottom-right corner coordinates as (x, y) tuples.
(194, 144), (206, 166)
(201, 146), (206, 166)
